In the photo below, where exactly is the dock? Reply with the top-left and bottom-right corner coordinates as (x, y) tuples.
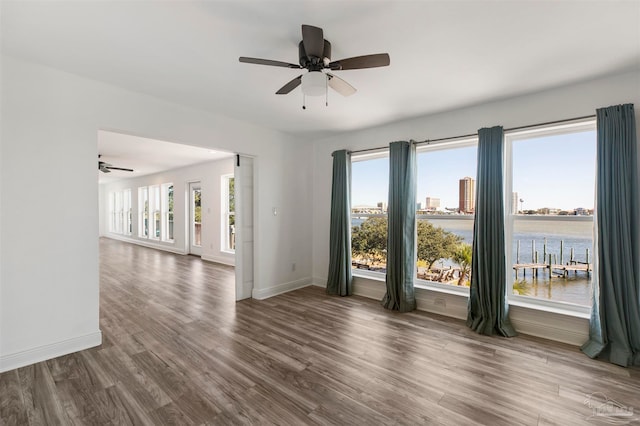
(513, 261), (591, 279)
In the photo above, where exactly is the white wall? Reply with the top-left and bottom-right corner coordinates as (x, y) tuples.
(0, 56), (313, 372)
(311, 70), (640, 345)
(99, 157), (236, 265)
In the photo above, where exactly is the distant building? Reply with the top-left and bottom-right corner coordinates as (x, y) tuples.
(512, 192), (519, 214)
(377, 202), (387, 213)
(425, 197), (440, 211)
(575, 207), (589, 215)
(538, 207), (561, 215)
(458, 177), (475, 214)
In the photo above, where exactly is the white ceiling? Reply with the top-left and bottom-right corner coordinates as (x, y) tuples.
(97, 131), (233, 184)
(2, 1), (640, 141)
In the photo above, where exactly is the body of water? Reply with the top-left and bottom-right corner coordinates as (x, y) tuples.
(352, 216), (593, 306)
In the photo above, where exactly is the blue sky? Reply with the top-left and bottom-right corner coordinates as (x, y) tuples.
(352, 130), (596, 210)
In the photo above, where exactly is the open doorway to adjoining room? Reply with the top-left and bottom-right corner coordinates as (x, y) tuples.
(97, 129), (254, 302)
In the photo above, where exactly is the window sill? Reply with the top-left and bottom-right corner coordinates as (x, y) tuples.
(352, 269), (385, 282)
(221, 249), (235, 255)
(352, 269), (590, 319)
(415, 280), (470, 296)
(508, 296), (591, 319)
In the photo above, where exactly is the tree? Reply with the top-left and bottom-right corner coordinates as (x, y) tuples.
(416, 220), (462, 269)
(351, 217), (387, 264)
(452, 243), (472, 286)
(194, 190), (202, 223)
(228, 177), (235, 226)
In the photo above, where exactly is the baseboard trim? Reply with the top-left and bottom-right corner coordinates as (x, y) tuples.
(0, 331), (103, 373)
(103, 234), (187, 255)
(201, 254), (235, 266)
(252, 278), (311, 300)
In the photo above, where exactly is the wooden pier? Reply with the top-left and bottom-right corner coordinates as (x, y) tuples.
(514, 239), (591, 279)
(513, 261), (591, 279)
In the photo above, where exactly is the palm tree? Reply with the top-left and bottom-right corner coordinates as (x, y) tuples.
(452, 243), (472, 286)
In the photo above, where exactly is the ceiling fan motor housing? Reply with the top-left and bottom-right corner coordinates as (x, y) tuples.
(299, 40), (331, 70)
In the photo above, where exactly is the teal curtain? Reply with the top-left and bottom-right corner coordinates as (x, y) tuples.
(582, 104), (640, 367)
(326, 150), (353, 296)
(382, 141), (417, 312)
(467, 126), (516, 336)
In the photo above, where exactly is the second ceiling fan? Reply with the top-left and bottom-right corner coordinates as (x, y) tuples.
(239, 24), (390, 100)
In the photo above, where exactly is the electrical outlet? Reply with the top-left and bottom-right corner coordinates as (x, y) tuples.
(434, 298), (446, 308)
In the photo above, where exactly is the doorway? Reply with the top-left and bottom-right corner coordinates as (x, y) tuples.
(188, 181), (202, 256)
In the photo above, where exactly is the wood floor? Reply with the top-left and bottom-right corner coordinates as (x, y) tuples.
(2, 238), (639, 425)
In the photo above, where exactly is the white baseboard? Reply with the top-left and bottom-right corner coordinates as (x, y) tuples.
(201, 254), (235, 266)
(252, 277), (311, 300)
(346, 274), (588, 346)
(103, 234), (187, 255)
(0, 331), (103, 373)
(509, 305), (589, 346)
(311, 276), (326, 287)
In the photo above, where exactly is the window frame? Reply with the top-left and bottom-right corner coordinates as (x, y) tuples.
(138, 187), (149, 238)
(161, 183), (174, 243)
(503, 119), (596, 315)
(123, 189), (132, 236)
(221, 174), (235, 253)
(148, 185), (161, 240)
(351, 151), (390, 274)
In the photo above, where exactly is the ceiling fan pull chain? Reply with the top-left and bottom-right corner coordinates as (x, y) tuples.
(325, 75), (329, 107)
(302, 93), (306, 110)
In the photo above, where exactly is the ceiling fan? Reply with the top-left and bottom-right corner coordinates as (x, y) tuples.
(98, 155), (133, 174)
(239, 24), (390, 104)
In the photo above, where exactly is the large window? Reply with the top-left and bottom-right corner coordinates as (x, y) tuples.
(416, 139), (477, 287)
(349, 120), (596, 310)
(149, 185), (160, 239)
(138, 187), (149, 238)
(506, 121), (596, 307)
(114, 191), (123, 234)
(109, 192), (117, 233)
(162, 183), (174, 242)
(123, 189), (132, 235)
(351, 154), (389, 272)
(192, 186), (202, 247)
(222, 175), (235, 252)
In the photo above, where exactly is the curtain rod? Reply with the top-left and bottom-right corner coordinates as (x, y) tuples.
(349, 114), (596, 155)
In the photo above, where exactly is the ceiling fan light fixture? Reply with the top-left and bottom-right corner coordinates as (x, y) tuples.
(301, 71), (326, 96)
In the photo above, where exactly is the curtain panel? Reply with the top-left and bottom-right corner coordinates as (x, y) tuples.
(582, 104), (640, 367)
(326, 149), (353, 296)
(467, 126), (516, 336)
(382, 141), (417, 312)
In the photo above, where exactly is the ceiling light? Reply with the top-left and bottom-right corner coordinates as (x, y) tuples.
(301, 71), (326, 96)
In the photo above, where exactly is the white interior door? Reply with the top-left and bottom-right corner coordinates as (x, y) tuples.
(189, 182), (202, 256)
(235, 156), (254, 301)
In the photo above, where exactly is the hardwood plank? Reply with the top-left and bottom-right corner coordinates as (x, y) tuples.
(0, 370), (28, 425)
(1, 237), (639, 425)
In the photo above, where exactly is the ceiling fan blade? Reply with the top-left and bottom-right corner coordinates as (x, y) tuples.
(239, 57), (301, 69)
(327, 73), (356, 97)
(100, 168), (111, 173)
(106, 166), (134, 172)
(276, 75), (302, 95)
(329, 53), (390, 70)
(302, 25), (324, 58)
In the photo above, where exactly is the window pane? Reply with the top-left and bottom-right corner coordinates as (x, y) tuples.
(167, 185), (174, 241)
(416, 144), (477, 286)
(511, 129), (595, 306)
(227, 177), (235, 251)
(351, 156), (388, 272)
(193, 188), (202, 247)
